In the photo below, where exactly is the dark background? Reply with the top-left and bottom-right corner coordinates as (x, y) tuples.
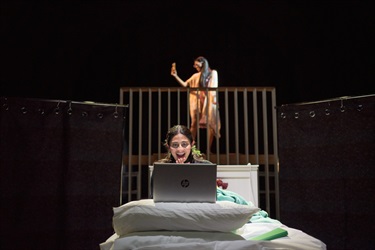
(1, 1), (374, 249)
(1, 1), (374, 106)
(278, 95), (375, 250)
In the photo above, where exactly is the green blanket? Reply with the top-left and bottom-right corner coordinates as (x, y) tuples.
(216, 188), (249, 205)
(216, 188), (281, 224)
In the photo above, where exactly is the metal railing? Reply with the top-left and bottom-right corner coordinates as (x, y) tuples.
(119, 86), (280, 219)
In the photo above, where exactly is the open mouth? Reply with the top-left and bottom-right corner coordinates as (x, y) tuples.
(176, 152), (185, 158)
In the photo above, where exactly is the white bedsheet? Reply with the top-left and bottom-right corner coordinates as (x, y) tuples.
(100, 223), (326, 250)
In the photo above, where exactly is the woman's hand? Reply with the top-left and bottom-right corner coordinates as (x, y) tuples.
(171, 62), (177, 77)
(170, 62), (188, 87)
(175, 157), (186, 163)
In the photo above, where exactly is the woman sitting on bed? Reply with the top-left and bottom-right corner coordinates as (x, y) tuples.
(154, 125), (249, 205)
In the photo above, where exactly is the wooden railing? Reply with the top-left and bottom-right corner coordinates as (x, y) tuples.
(119, 86), (280, 219)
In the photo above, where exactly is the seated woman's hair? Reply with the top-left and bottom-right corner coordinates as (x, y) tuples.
(163, 125), (193, 148)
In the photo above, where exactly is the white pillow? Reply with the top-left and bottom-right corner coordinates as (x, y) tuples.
(112, 199), (260, 236)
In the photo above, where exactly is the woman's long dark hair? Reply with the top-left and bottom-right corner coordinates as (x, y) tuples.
(195, 56), (212, 88)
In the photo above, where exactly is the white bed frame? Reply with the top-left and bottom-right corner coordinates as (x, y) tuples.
(217, 164), (259, 207)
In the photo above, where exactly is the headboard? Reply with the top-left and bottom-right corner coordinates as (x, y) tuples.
(217, 164), (259, 207)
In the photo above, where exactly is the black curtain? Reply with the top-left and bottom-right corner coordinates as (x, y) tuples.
(0, 97), (126, 250)
(277, 95), (375, 250)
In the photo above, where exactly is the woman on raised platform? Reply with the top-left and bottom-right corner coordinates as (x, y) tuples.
(171, 56), (221, 153)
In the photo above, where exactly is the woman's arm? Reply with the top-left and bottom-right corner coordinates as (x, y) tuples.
(171, 63), (188, 87)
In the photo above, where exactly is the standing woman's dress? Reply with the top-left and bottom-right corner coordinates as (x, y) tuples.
(185, 70), (221, 138)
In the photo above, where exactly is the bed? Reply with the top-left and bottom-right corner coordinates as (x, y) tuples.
(99, 199), (326, 250)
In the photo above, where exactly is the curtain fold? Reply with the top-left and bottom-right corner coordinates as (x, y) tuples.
(0, 97), (126, 250)
(277, 95), (375, 250)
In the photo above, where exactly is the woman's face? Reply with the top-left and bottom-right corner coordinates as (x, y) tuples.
(168, 133), (193, 163)
(193, 61), (202, 72)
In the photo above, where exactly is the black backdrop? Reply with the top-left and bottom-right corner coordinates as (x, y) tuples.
(0, 97), (126, 250)
(277, 95), (375, 250)
(1, 1), (374, 106)
(1, 1), (374, 248)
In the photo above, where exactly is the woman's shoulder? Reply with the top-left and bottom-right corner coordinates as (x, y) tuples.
(187, 72), (200, 83)
(155, 159), (171, 163)
(193, 159), (213, 164)
(192, 72), (201, 79)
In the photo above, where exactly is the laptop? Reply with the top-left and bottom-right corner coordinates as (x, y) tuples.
(152, 162), (217, 203)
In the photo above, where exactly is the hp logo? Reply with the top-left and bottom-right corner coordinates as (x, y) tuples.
(180, 179), (190, 188)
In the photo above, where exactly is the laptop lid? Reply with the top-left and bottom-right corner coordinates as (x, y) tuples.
(152, 162), (217, 203)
